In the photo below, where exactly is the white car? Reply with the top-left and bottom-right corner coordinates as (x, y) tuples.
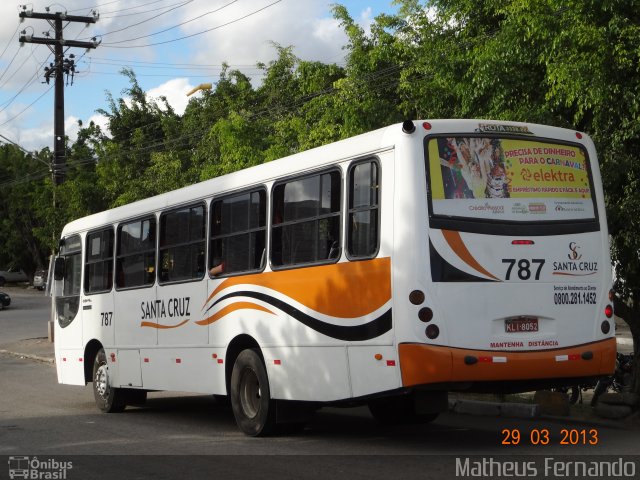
(0, 268), (29, 286)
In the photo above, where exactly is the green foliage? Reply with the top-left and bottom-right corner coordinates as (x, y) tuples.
(95, 68), (181, 206)
(0, 145), (51, 274)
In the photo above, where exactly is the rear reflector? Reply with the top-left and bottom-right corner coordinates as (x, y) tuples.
(604, 305), (614, 318)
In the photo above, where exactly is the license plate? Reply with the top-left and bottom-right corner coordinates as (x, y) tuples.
(505, 317), (538, 333)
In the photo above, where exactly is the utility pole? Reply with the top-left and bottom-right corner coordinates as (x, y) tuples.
(18, 6), (99, 185)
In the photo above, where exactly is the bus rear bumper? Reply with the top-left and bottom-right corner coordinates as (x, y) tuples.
(398, 338), (616, 388)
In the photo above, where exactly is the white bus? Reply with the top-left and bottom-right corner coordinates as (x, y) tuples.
(52, 120), (616, 435)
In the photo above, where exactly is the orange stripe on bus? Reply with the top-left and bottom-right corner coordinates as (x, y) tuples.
(140, 318), (190, 329)
(441, 230), (499, 281)
(196, 302), (274, 326)
(205, 257), (391, 319)
(398, 338), (616, 386)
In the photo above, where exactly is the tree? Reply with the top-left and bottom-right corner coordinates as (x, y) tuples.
(96, 69), (179, 206)
(331, 5), (404, 135)
(0, 144), (51, 275)
(390, 0), (640, 393)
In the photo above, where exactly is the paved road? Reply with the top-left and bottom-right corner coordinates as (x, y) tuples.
(1, 354), (639, 455)
(0, 286), (51, 345)
(1, 286), (638, 479)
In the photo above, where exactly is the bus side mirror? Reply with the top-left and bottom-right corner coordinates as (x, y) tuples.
(54, 257), (65, 281)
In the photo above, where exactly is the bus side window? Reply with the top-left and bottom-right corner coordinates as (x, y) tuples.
(159, 204), (206, 284)
(84, 227), (114, 294)
(116, 216), (157, 289)
(347, 160), (380, 259)
(271, 170), (341, 268)
(210, 188), (266, 276)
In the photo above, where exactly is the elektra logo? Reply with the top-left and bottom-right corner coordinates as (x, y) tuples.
(528, 203), (546, 214)
(8, 456), (72, 479)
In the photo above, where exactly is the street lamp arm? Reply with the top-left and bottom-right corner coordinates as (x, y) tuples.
(186, 83), (213, 96)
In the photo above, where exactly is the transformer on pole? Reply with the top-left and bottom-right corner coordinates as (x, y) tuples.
(19, 6), (100, 185)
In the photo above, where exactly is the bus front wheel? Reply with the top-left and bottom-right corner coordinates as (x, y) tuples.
(92, 348), (125, 413)
(230, 349), (276, 436)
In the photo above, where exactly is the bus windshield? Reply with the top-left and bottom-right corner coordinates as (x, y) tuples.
(426, 136), (597, 225)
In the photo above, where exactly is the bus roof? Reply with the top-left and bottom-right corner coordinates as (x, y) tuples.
(60, 119), (593, 236)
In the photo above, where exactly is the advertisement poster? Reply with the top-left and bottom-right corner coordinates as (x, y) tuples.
(428, 137), (596, 222)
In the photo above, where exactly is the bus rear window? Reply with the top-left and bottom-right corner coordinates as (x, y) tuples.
(426, 136), (596, 224)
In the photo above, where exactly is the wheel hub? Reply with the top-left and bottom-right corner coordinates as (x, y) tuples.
(239, 367), (261, 419)
(95, 365), (109, 398)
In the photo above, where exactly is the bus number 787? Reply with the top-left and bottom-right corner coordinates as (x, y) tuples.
(502, 259), (545, 281)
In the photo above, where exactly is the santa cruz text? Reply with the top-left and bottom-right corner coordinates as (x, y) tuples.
(141, 297), (191, 320)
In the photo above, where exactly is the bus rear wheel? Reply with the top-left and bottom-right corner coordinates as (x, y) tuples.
(92, 348), (125, 413)
(230, 349), (276, 436)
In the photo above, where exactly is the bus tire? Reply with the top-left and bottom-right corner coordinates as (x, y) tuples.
(92, 348), (125, 413)
(230, 349), (276, 436)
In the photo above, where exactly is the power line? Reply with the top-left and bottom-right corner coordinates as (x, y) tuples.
(89, 0), (194, 38)
(102, 0), (283, 48)
(0, 22), (21, 61)
(0, 68), (44, 112)
(0, 84), (54, 128)
(47, 63), (401, 169)
(0, 12), (91, 118)
(98, 0), (182, 17)
(0, 132), (34, 156)
(0, 56), (405, 189)
(68, 0), (121, 14)
(18, 8), (100, 185)
(87, 59), (247, 70)
(0, 48), (23, 86)
(77, 58), (353, 152)
(101, 0), (238, 43)
(87, 56), (259, 68)
(79, 70), (238, 78)
(0, 47), (41, 91)
(78, 58), (356, 154)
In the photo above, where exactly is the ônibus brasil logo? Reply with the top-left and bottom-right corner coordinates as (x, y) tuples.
(8, 456), (72, 479)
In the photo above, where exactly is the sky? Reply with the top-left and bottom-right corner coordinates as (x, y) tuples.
(0, 0), (398, 153)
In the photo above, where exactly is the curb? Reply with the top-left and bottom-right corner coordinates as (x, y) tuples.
(449, 398), (637, 429)
(449, 399), (540, 418)
(0, 349), (55, 365)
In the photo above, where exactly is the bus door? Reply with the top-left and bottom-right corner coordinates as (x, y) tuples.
(83, 228), (116, 351)
(53, 234), (84, 384)
(113, 217), (158, 388)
